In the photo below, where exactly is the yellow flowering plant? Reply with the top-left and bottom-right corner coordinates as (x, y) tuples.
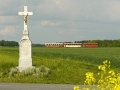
(74, 86), (80, 90)
(74, 60), (120, 90)
(84, 72), (95, 85)
(97, 60), (120, 90)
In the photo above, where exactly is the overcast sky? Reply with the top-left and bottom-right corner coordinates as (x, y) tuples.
(0, 0), (120, 44)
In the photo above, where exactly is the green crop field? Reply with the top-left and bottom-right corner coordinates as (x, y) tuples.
(0, 47), (120, 84)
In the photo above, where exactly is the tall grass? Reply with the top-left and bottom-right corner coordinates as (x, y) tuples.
(0, 47), (120, 84)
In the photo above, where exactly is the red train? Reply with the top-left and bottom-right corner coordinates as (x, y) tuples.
(83, 43), (98, 48)
(45, 43), (98, 48)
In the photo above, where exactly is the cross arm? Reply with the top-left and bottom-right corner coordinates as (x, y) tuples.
(18, 12), (33, 15)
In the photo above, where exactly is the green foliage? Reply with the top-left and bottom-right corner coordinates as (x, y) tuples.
(75, 39), (120, 47)
(9, 67), (18, 77)
(32, 44), (44, 47)
(0, 40), (18, 46)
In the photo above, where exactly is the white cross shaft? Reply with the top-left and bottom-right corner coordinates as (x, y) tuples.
(18, 6), (33, 30)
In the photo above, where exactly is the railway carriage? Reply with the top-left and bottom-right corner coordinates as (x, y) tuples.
(64, 43), (82, 47)
(83, 43), (98, 47)
(45, 43), (63, 47)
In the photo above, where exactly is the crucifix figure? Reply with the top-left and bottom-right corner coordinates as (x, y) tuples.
(18, 6), (33, 30)
(24, 14), (28, 24)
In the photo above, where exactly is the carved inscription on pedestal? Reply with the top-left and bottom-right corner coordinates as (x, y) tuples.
(20, 40), (31, 58)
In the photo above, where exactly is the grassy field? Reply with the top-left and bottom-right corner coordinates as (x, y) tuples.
(0, 47), (120, 84)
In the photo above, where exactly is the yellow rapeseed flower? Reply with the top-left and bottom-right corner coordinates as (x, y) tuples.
(74, 86), (80, 90)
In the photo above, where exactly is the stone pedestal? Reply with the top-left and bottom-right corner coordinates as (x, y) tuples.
(18, 30), (32, 71)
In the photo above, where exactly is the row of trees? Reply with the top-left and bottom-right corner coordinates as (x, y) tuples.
(1, 39), (120, 47)
(0, 40), (18, 46)
(0, 40), (44, 47)
(75, 39), (120, 47)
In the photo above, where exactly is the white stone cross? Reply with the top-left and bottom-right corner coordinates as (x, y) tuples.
(18, 6), (33, 30)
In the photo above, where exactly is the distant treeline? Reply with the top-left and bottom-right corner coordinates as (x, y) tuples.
(75, 39), (120, 47)
(32, 44), (44, 47)
(0, 40), (44, 47)
(1, 39), (120, 47)
(0, 40), (18, 46)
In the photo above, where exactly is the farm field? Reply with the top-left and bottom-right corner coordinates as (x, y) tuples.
(0, 47), (120, 84)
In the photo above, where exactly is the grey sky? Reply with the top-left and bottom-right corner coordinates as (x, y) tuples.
(0, 0), (120, 44)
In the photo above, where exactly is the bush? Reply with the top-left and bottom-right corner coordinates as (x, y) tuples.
(9, 65), (51, 78)
(9, 67), (18, 77)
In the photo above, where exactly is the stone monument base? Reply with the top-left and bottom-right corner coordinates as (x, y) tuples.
(18, 38), (32, 71)
(17, 66), (35, 72)
(18, 58), (32, 71)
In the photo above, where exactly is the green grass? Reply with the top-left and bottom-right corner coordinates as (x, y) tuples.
(0, 47), (120, 84)
(33, 47), (120, 68)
